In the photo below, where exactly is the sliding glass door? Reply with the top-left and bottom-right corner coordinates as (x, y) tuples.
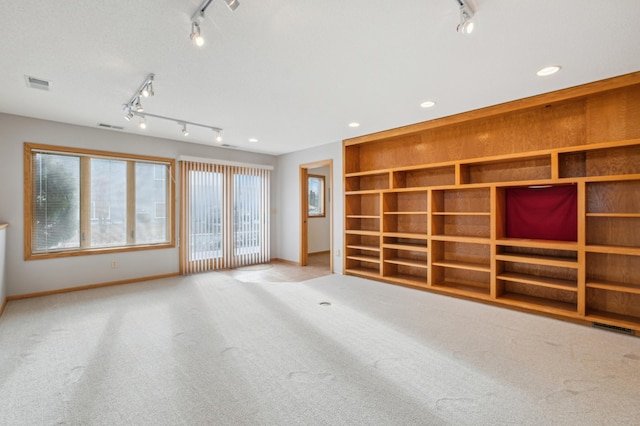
(180, 160), (270, 274)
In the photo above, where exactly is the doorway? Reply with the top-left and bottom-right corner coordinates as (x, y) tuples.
(299, 159), (333, 273)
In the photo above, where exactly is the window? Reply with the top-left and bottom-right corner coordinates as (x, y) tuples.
(308, 174), (325, 217)
(24, 143), (175, 259)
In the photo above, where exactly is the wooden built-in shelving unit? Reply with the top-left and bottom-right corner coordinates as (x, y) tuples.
(343, 71), (640, 335)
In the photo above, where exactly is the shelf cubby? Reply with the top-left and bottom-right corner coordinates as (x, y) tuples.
(562, 144), (640, 178)
(346, 216), (379, 233)
(345, 171), (390, 192)
(460, 154), (552, 184)
(392, 165), (455, 188)
(586, 216), (640, 248)
(345, 192), (380, 218)
(432, 187), (490, 213)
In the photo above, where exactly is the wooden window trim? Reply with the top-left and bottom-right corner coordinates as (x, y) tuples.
(24, 142), (176, 260)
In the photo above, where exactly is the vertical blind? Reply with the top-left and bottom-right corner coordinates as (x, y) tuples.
(179, 159), (271, 274)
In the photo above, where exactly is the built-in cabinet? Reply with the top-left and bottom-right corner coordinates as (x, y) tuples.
(343, 72), (640, 335)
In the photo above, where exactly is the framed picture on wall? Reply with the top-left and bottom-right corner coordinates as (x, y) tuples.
(308, 175), (325, 217)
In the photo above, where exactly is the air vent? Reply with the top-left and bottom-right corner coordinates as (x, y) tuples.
(25, 75), (51, 91)
(221, 144), (237, 148)
(592, 322), (635, 335)
(98, 123), (124, 130)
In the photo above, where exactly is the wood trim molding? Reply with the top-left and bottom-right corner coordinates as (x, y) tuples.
(6, 272), (180, 301)
(0, 297), (7, 317)
(344, 71), (640, 146)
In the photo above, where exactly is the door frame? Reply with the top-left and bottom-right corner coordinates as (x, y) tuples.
(299, 159), (333, 272)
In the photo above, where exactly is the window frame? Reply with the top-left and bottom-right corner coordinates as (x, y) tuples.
(24, 142), (176, 260)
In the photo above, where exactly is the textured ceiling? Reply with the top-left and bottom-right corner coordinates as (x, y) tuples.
(1, 0), (639, 155)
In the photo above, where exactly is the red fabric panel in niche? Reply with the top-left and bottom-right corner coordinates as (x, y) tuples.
(506, 185), (577, 241)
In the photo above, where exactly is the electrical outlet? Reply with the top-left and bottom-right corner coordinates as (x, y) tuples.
(111, 260), (117, 269)
(335, 249), (340, 257)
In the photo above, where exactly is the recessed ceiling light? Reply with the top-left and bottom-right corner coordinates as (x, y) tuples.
(537, 65), (561, 77)
(249, 138), (258, 143)
(348, 122), (360, 128)
(420, 100), (436, 108)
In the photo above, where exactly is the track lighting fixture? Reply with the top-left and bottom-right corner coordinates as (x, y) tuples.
(224, 0), (240, 11)
(190, 21), (204, 47)
(123, 73), (155, 118)
(141, 81), (154, 98)
(456, 0), (476, 34)
(190, 0), (239, 47)
(133, 97), (144, 112)
(122, 74), (223, 140)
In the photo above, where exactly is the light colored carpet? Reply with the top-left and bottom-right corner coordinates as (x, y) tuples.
(1, 273), (640, 425)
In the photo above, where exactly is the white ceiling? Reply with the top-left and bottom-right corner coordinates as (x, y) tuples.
(1, 0), (639, 155)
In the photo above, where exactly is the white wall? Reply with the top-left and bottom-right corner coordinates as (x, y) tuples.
(0, 113), (277, 297)
(307, 166), (331, 253)
(275, 142), (343, 274)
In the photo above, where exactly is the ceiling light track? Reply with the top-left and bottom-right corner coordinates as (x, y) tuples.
(133, 111), (223, 140)
(122, 73), (223, 141)
(190, 0), (240, 47)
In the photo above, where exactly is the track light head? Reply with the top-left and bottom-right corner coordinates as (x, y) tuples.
(181, 123), (189, 136)
(141, 81), (154, 97)
(133, 97), (144, 112)
(216, 130), (223, 143)
(456, 0), (476, 34)
(139, 117), (147, 129)
(191, 21), (204, 47)
(225, 0), (240, 11)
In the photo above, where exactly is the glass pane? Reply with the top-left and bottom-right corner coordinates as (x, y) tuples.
(135, 162), (169, 244)
(32, 153), (80, 252)
(190, 170), (223, 261)
(90, 159), (127, 246)
(233, 174), (261, 255)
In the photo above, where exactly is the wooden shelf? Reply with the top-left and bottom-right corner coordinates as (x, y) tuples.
(346, 254), (380, 264)
(384, 258), (428, 268)
(432, 211), (490, 216)
(346, 215), (379, 219)
(586, 280), (640, 295)
(345, 189), (383, 195)
(384, 274), (428, 288)
(586, 213), (640, 218)
(345, 267), (381, 279)
(498, 272), (577, 292)
(346, 244), (380, 252)
(432, 260), (490, 272)
(496, 238), (578, 250)
(382, 243), (428, 252)
(498, 293), (577, 315)
(345, 230), (380, 236)
(431, 281), (491, 298)
(431, 235), (490, 244)
(383, 232), (428, 239)
(586, 245), (640, 256)
(495, 253), (578, 269)
(384, 211), (428, 215)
